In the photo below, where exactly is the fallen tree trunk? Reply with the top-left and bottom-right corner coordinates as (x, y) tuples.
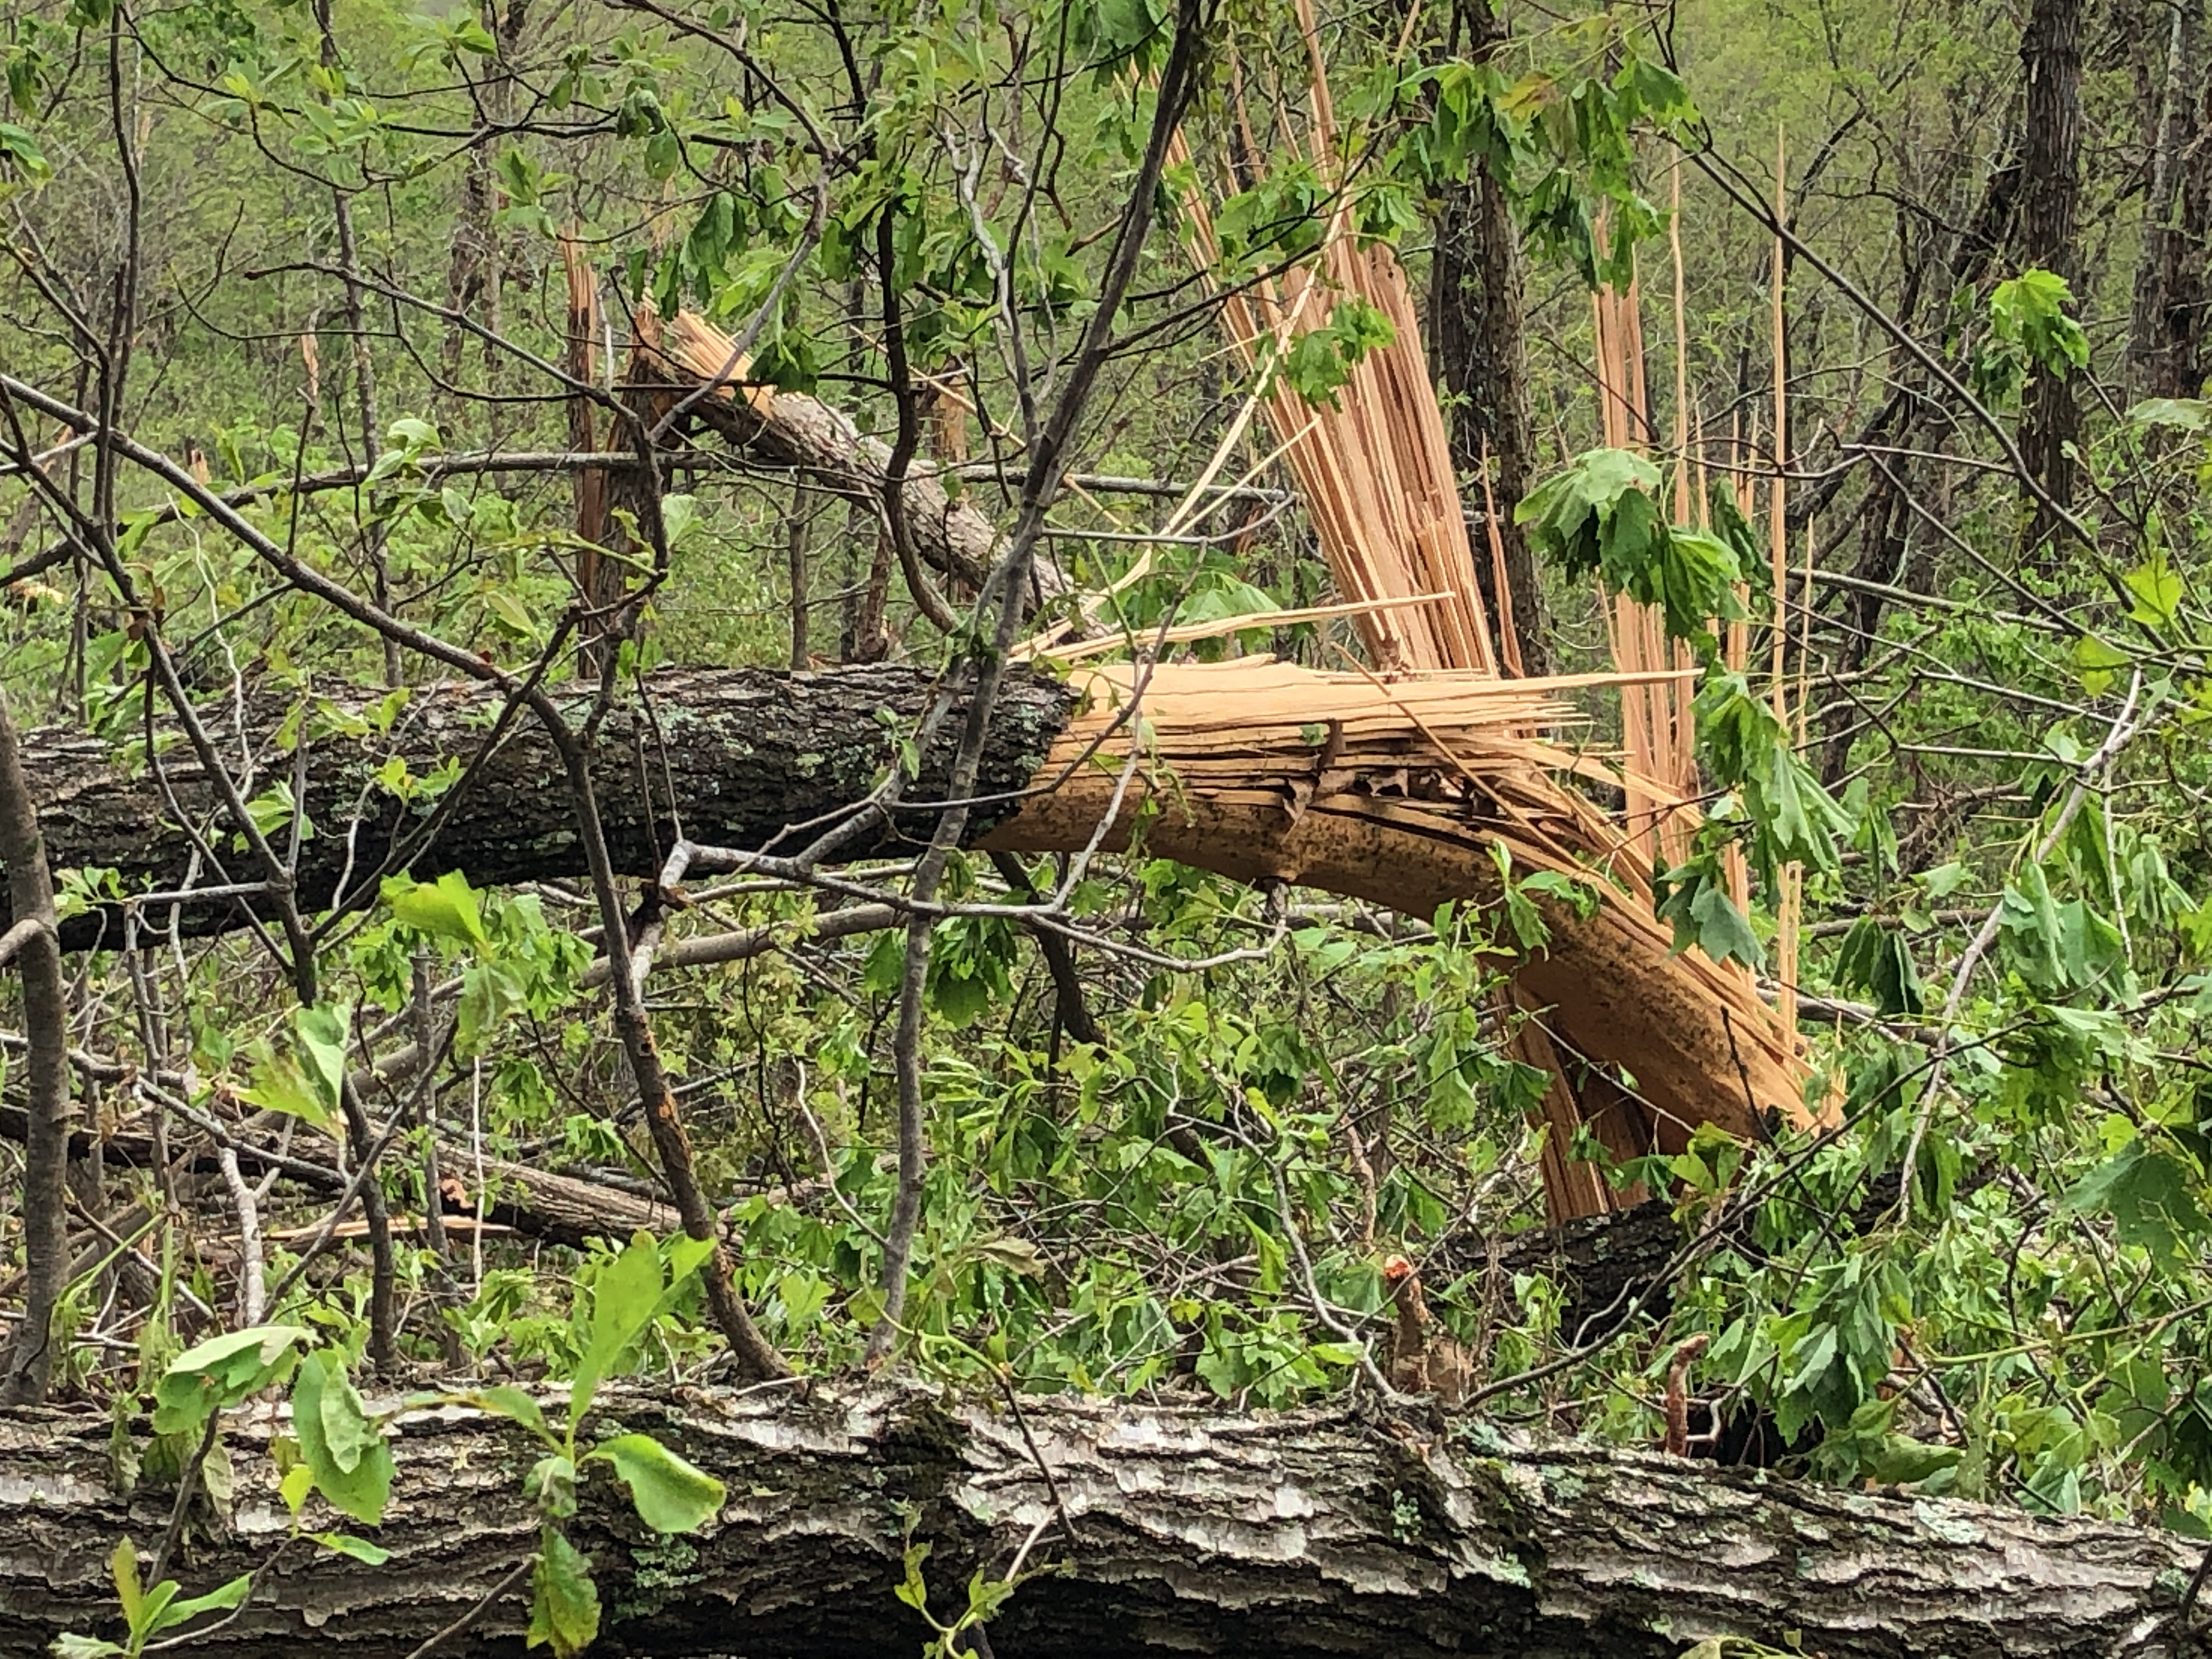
(0, 1103), (675, 1248)
(12, 664), (1073, 951)
(651, 311), (1015, 594)
(0, 1383), (2197, 1657)
(4, 661), (1798, 1158)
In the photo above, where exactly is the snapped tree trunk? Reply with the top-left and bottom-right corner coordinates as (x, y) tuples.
(1427, 0), (1545, 675)
(2016, 0), (2086, 544)
(1, 1383), (2200, 1657)
(0, 662), (1803, 1159)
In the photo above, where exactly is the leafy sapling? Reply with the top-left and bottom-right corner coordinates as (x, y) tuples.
(49, 1540), (252, 1659)
(453, 1231), (731, 1658)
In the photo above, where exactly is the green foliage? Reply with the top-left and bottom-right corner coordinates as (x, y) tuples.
(2063, 1134), (2211, 1272)
(1275, 300), (1397, 408)
(235, 1003), (349, 1136)
(1516, 449), (1745, 650)
(289, 1350), (394, 1526)
(453, 1233), (729, 1654)
(12, 0), (2212, 1606)
(1971, 268), (2090, 405)
(150, 1325), (309, 1437)
(1833, 918), (1924, 1015)
(49, 1540), (252, 1658)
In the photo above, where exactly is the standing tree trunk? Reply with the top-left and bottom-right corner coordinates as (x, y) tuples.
(0, 690), (71, 1406)
(2131, 0), (2211, 399)
(2016, 0), (2086, 545)
(1427, 0), (1545, 675)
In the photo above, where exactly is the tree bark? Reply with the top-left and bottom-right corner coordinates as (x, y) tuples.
(1, 662), (1804, 1164)
(4, 665), (1074, 951)
(1427, 0), (1545, 676)
(2130, 0), (2211, 401)
(651, 311), (1002, 595)
(0, 689), (71, 1406)
(2016, 0), (2086, 543)
(1, 1383), (2200, 1657)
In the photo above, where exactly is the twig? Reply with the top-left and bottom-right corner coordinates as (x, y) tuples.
(400, 1556), (537, 1659)
(216, 1147), (266, 1328)
(996, 1368), (1079, 1549)
(1269, 1164), (1396, 1399)
(798, 1073), (888, 1249)
(1897, 670), (2148, 1223)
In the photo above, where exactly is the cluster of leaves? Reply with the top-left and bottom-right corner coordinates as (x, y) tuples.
(58, 1236), (727, 1658)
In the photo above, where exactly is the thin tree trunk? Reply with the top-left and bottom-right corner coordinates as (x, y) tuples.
(1427, 0), (1545, 674)
(787, 479), (811, 669)
(2016, 0), (2086, 545)
(0, 689), (71, 1406)
(2130, 0), (2211, 399)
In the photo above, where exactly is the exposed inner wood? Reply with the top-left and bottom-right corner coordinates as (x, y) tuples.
(984, 658), (1807, 1156)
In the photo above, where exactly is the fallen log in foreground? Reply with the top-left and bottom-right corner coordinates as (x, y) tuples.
(0, 1382), (2196, 1658)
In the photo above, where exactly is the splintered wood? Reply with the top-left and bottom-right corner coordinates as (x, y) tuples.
(635, 98), (1820, 1220)
(1169, 6), (1496, 678)
(1140, 10), (1816, 1216)
(983, 657), (1805, 1165)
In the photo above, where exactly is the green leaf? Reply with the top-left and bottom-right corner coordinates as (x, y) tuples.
(483, 588), (539, 642)
(295, 1003), (351, 1119)
(383, 870), (492, 948)
(49, 1636), (125, 1658)
(290, 1350), (393, 1525)
(588, 1433), (727, 1533)
(153, 1325), (310, 1435)
(570, 1233), (669, 1420)
(1998, 864), (2067, 992)
(2063, 1138), (2211, 1268)
(526, 1453), (579, 1519)
(471, 1385), (554, 1441)
(527, 1527), (601, 1658)
(1835, 918), (1925, 1015)
(1863, 1433), (1963, 1487)
(280, 1463), (314, 1517)
(2124, 556), (2186, 628)
(310, 1533), (393, 1565)
(110, 1538), (143, 1632)
(1991, 267), (2090, 375)
(0, 121), (53, 179)
(235, 1048), (338, 1136)
(2125, 397), (2210, 431)
(658, 493), (701, 545)
(2071, 634), (2131, 695)
(146, 1573), (253, 1637)
(1655, 859), (1761, 968)
(1518, 448), (1739, 647)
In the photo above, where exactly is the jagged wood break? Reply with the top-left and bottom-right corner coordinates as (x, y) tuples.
(13, 660), (1802, 1163)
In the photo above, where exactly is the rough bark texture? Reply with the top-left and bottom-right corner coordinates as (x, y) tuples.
(2016, 0), (2085, 539)
(2130, 0), (2211, 401)
(650, 324), (994, 595)
(5, 664), (1799, 1158)
(1, 1383), (2200, 1657)
(1427, 0), (1545, 676)
(5, 665), (1074, 950)
(0, 687), (71, 1406)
